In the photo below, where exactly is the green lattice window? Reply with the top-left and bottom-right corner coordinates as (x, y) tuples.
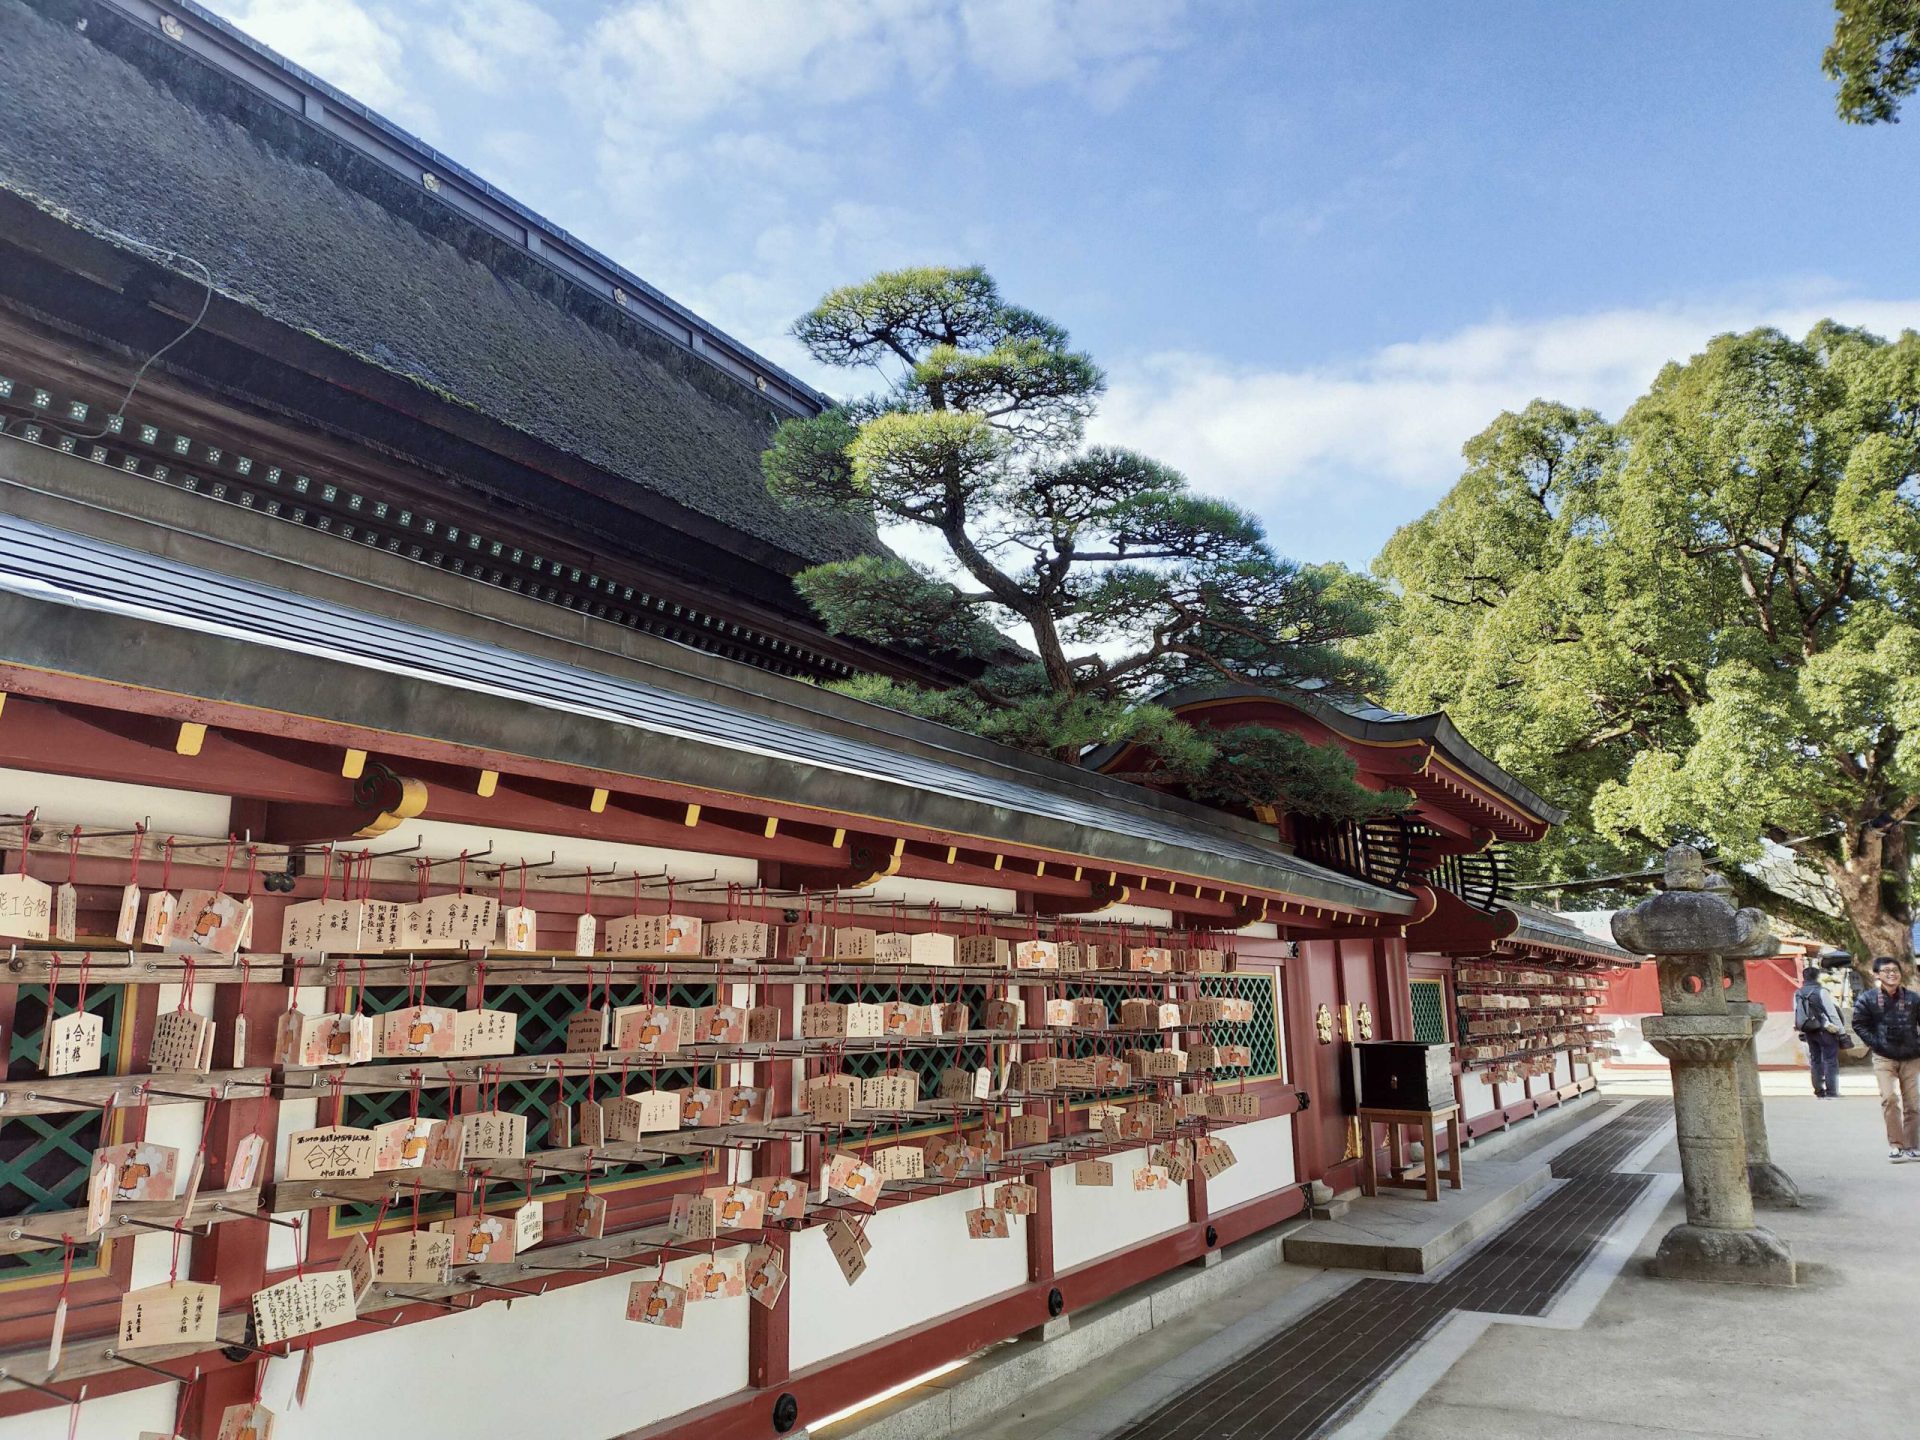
(824, 979), (990, 1143)
(335, 981), (716, 1228)
(2, 983), (128, 1279)
(1199, 971), (1283, 1083)
(1410, 978), (1449, 1045)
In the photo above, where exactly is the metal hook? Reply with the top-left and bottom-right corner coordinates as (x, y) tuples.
(209, 1204), (301, 1229)
(424, 844), (493, 869)
(104, 1350), (192, 1382)
(115, 1215), (205, 1237)
(591, 867), (668, 888)
(0, 1369), (72, 1401)
(354, 837), (426, 859)
(383, 1290), (463, 1312)
(479, 853), (555, 878)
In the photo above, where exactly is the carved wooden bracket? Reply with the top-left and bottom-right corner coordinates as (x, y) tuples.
(1031, 876), (1132, 916)
(773, 833), (903, 893)
(258, 762), (428, 846)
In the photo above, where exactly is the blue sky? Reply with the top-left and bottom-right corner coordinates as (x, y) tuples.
(201, 0), (1920, 569)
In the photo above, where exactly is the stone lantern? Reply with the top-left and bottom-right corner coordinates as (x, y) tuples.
(1611, 846), (1795, 1285)
(1723, 928), (1801, 1208)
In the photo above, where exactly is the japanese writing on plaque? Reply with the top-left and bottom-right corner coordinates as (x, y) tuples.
(252, 1270), (357, 1344)
(0, 873), (52, 941)
(45, 1009), (105, 1076)
(119, 1280), (221, 1350)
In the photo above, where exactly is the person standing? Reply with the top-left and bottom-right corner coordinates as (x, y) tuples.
(1793, 965), (1845, 1098)
(1851, 956), (1920, 1162)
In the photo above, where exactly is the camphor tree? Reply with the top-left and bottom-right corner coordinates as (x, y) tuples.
(1825, 0), (1920, 123)
(1368, 325), (1920, 969)
(764, 266), (1402, 822)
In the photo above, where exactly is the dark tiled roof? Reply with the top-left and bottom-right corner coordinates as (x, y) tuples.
(0, 503), (1415, 916)
(1504, 904), (1641, 963)
(1086, 680), (1563, 826)
(0, 0), (876, 566)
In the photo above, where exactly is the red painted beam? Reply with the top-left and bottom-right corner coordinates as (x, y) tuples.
(0, 695), (351, 805)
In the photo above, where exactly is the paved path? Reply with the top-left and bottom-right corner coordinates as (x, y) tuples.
(1106, 1100), (1671, 1440)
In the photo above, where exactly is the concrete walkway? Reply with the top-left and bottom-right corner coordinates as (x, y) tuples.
(903, 1095), (1624, 1440)
(1369, 1091), (1913, 1440)
(935, 1081), (1909, 1440)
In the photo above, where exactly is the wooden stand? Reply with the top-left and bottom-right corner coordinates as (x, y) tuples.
(1356, 1104), (1461, 1202)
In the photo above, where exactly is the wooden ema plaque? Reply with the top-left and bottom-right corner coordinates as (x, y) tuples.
(253, 1270), (358, 1344)
(629, 1278), (686, 1327)
(0, 872), (53, 940)
(119, 1281), (220, 1350)
(824, 1215), (868, 1284)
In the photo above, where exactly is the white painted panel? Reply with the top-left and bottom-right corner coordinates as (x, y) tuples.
(264, 1254), (747, 1440)
(1204, 1111), (1296, 1212)
(862, 874), (1016, 912)
(1458, 1068), (1501, 1122)
(380, 817), (759, 886)
(0, 1382), (177, 1439)
(1050, 1147), (1189, 1273)
(1057, 902), (1174, 926)
(0, 766), (231, 835)
(788, 1186), (1027, 1370)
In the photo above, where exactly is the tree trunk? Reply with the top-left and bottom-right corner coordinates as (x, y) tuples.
(1822, 822), (1914, 981)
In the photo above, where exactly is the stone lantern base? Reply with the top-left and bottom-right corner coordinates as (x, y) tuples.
(1747, 1162), (1801, 1210)
(1654, 1222), (1797, 1287)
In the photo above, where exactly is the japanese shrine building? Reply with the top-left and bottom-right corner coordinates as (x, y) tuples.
(0, 3), (1638, 1438)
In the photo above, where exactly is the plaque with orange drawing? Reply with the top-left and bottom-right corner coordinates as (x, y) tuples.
(685, 1253), (745, 1302)
(92, 1142), (179, 1203)
(702, 1184), (768, 1231)
(441, 1213), (514, 1266)
(824, 1152), (882, 1207)
(377, 1005), (458, 1058)
(965, 1206), (1011, 1239)
(628, 1277), (687, 1327)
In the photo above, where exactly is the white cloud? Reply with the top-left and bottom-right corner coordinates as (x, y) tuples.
(1091, 296), (1920, 561)
(657, 199), (978, 378)
(419, 0), (566, 90)
(582, 0), (1186, 126)
(584, 0), (955, 127)
(958, 0), (1188, 108)
(205, 0), (423, 124)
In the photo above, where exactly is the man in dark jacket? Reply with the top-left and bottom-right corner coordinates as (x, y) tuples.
(1793, 966), (1845, 1098)
(1852, 956), (1920, 1162)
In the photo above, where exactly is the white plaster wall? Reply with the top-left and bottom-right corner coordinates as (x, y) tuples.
(0, 767), (230, 834)
(262, 1251), (748, 1440)
(861, 874), (1017, 913)
(788, 1186), (1027, 1371)
(0, 1382), (177, 1440)
(1057, 902), (1175, 927)
(1049, 1148), (1189, 1273)
(1458, 1068), (1501, 1122)
(379, 818), (759, 888)
(1202, 1111), (1296, 1212)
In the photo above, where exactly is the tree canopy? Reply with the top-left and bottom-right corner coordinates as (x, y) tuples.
(1368, 325), (1920, 963)
(765, 265), (1403, 821)
(1825, 0), (1920, 123)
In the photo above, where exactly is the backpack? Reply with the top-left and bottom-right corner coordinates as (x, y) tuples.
(1793, 988), (1828, 1033)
